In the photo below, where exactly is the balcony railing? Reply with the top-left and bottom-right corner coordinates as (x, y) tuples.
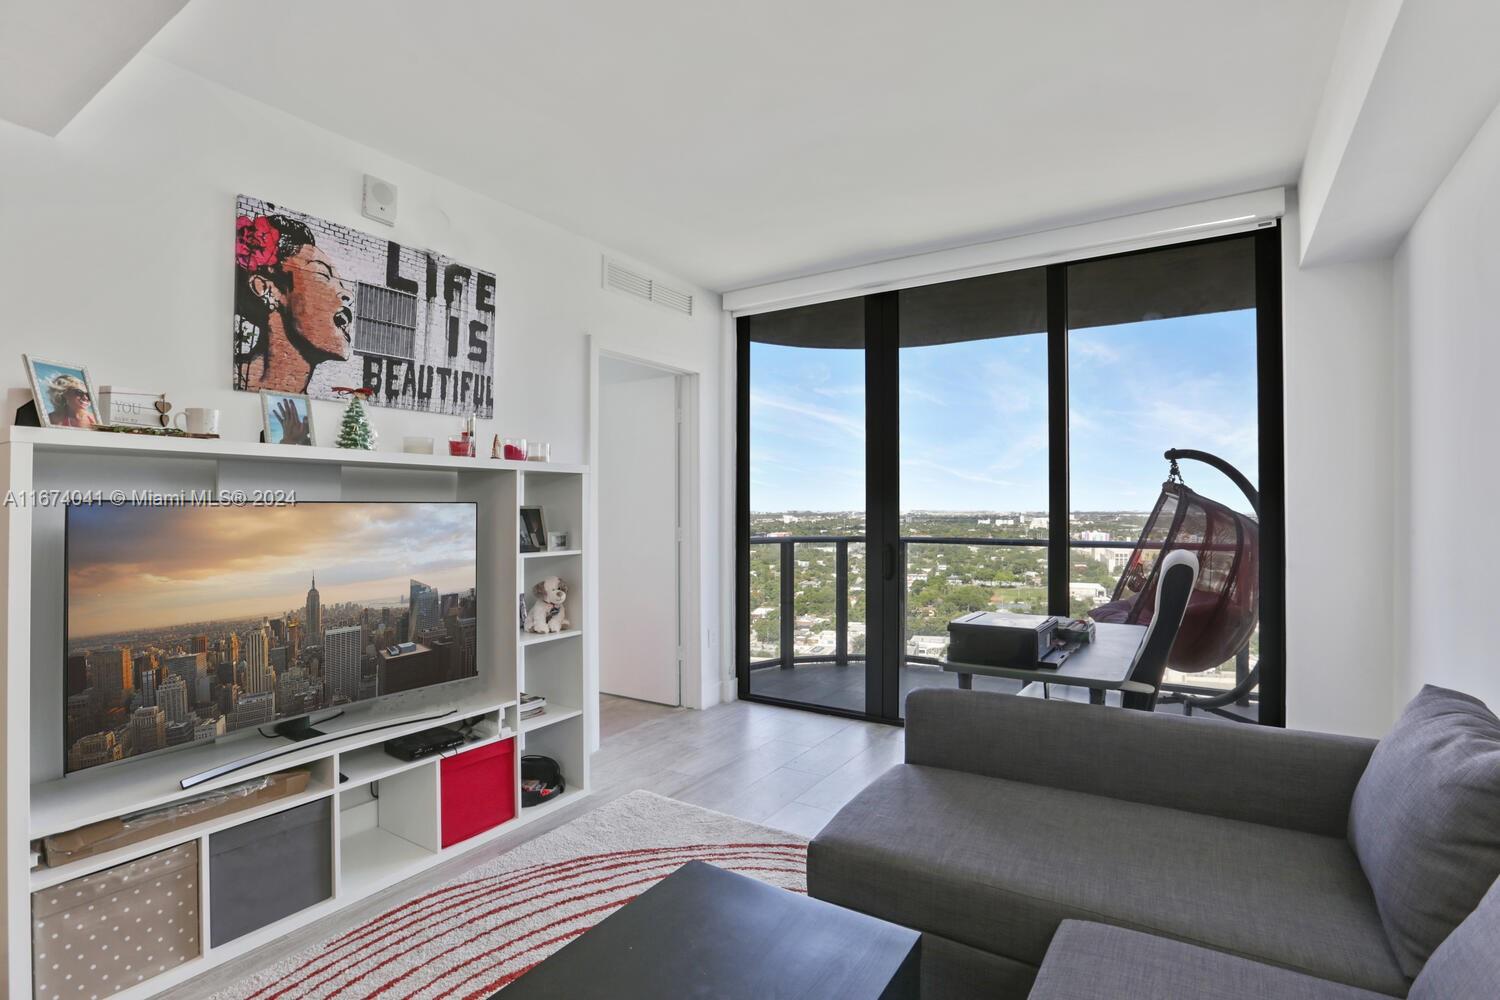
(747, 534), (1256, 710)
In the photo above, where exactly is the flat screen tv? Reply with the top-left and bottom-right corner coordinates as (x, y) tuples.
(63, 501), (479, 775)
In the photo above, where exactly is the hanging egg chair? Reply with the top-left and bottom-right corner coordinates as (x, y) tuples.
(1087, 449), (1260, 683)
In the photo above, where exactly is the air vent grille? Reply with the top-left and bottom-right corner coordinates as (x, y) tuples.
(603, 258), (693, 316)
(651, 283), (693, 315)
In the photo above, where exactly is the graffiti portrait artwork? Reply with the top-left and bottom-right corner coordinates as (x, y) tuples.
(233, 195), (496, 417)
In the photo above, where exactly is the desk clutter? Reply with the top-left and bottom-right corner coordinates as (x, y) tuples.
(948, 612), (1096, 670)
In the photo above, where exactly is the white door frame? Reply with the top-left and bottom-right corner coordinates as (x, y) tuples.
(586, 339), (703, 749)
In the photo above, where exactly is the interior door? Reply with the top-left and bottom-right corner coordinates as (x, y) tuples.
(598, 359), (681, 705)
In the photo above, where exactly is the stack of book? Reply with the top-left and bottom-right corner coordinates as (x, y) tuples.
(519, 692), (547, 721)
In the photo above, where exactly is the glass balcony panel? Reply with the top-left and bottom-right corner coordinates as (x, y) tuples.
(900, 541), (1047, 716)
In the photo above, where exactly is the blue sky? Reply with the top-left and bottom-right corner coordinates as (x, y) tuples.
(749, 309), (1259, 515)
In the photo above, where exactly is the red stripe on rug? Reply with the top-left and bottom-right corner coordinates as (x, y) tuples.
(327, 842), (801, 953)
(308, 855), (805, 1000)
(318, 843), (770, 955)
(445, 880), (806, 997)
(313, 850), (802, 997)
(374, 860), (808, 1000)
(259, 841), (801, 999)
(436, 863), (808, 1000)
(253, 843), (804, 1000)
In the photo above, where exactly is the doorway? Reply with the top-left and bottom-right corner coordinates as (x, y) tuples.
(597, 356), (685, 706)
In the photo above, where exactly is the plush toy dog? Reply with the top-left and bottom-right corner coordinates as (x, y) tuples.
(525, 576), (570, 634)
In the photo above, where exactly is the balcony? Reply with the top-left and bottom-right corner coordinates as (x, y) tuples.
(746, 535), (1258, 721)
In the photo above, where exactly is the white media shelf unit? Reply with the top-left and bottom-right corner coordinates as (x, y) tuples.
(0, 426), (592, 999)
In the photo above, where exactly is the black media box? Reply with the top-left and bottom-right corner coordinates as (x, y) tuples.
(947, 611), (1059, 668)
(385, 728), (466, 762)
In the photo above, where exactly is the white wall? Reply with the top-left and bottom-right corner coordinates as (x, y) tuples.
(1281, 198), (1398, 736)
(0, 54), (725, 704)
(1392, 97), (1500, 711)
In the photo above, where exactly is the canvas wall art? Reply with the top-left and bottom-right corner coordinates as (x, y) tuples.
(233, 195), (496, 417)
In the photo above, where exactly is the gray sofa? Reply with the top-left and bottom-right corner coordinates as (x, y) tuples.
(807, 687), (1500, 999)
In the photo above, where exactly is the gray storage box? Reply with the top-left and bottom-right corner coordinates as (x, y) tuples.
(209, 798), (332, 946)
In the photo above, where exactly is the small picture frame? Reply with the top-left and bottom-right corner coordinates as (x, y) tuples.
(519, 506), (547, 553)
(23, 355), (101, 429)
(260, 390), (316, 446)
(547, 531), (570, 551)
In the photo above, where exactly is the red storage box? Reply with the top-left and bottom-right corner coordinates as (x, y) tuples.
(440, 738), (516, 847)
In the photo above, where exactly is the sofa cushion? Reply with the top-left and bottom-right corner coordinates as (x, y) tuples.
(1348, 685), (1500, 978)
(1028, 921), (1396, 1000)
(809, 764), (1407, 996)
(1408, 874), (1500, 999)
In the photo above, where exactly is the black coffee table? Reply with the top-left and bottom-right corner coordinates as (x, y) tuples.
(498, 860), (920, 999)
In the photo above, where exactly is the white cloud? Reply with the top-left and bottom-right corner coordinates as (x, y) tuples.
(750, 391), (866, 440)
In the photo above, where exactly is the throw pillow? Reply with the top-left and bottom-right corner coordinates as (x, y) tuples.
(1409, 874), (1500, 999)
(1348, 685), (1500, 978)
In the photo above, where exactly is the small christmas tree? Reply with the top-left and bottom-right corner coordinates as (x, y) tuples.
(332, 386), (376, 450)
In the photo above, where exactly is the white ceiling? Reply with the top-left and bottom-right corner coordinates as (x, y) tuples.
(1298, 0), (1500, 264)
(146, 0), (1351, 291)
(0, 0), (188, 135)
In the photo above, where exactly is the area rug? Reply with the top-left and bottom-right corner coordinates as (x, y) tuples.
(213, 791), (808, 1000)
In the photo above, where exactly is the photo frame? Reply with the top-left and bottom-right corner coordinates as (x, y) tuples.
(547, 531), (570, 551)
(23, 355), (102, 429)
(519, 506), (547, 553)
(260, 390), (316, 446)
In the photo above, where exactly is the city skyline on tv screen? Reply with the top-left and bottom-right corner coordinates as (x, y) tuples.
(63, 502), (479, 773)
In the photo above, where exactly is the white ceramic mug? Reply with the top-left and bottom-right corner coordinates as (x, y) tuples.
(173, 408), (220, 435)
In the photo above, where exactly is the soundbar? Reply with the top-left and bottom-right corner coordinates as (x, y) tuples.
(179, 708), (459, 790)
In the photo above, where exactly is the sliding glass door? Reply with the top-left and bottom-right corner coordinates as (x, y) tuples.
(741, 298), (871, 713)
(895, 269), (1050, 715)
(737, 229), (1284, 725)
(1066, 238), (1270, 719)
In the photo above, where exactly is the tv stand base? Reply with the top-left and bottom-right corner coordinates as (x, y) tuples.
(272, 719), (327, 741)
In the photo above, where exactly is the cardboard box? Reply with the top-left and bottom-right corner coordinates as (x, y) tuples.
(43, 769), (311, 867)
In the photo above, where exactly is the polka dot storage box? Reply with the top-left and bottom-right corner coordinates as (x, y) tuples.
(32, 842), (199, 998)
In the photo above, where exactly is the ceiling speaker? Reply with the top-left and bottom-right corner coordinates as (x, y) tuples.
(361, 174), (397, 226)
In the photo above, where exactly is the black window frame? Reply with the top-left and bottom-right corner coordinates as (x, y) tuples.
(735, 225), (1286, 727)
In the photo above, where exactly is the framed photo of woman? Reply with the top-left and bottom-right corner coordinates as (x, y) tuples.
(24, 355), (101, 429)
(260, 390), (316, 446)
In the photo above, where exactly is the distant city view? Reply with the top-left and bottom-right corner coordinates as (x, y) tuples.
(749, 509), (1253, 692)
(746, 305), (1262, 701)
(63, 502), (478, 773)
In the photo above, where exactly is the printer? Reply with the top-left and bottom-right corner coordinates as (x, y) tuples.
(946, 611), (1061, 668)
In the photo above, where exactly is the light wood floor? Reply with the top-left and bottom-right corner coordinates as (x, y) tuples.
(160, 695), (902, 999)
